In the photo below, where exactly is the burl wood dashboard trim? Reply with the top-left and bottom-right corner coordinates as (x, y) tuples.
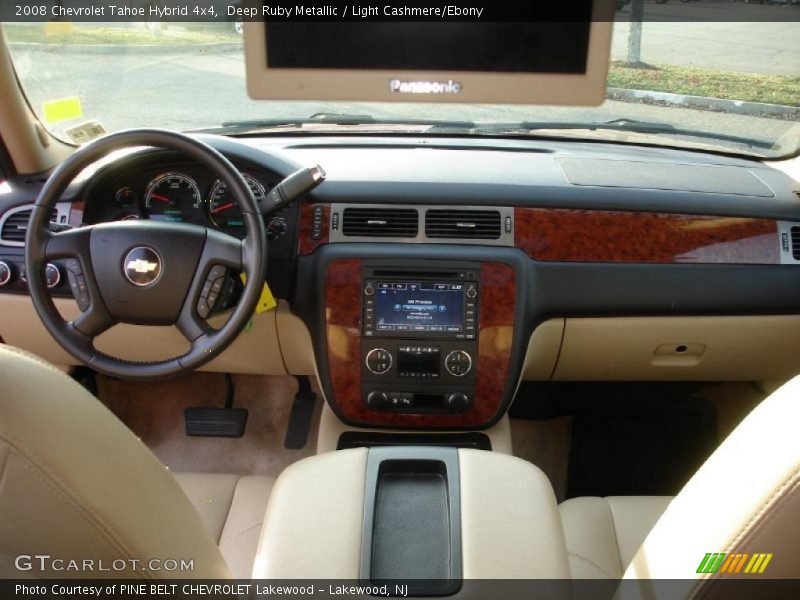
(324, 259), (516, 428)
(298, 202), (329, 255)
(514, 208), (779, 264)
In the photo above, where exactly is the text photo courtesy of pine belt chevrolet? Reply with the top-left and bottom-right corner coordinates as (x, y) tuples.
(0, 1), (799, 599)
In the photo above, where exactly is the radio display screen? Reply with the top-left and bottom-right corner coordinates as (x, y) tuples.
(374, 282), (465, 334)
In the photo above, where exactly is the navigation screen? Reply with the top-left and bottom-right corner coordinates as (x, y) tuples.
(374, 282), (465, 333)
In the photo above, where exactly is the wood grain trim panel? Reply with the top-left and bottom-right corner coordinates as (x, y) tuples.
(324, 259), (516, 428)
(325, 258), (363, 424)
(514, 208), (779, 264)
(298, 202), (329, 256)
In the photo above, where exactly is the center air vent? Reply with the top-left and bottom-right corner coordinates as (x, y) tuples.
(425, 209), (502, 240)
(342, 207), (419, 238)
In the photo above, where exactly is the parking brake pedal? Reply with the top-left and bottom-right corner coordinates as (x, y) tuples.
(284, 376), (317, 449)
(184, 374), (248, 438)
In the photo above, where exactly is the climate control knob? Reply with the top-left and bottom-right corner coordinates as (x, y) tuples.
(445, 350), (472, 377)
(446, 392), (470, 411)
(0, 260), (12, 287)
(365, 348), (393, 374)
(45, 263), (62, 289)
(366, 390), (389, 410)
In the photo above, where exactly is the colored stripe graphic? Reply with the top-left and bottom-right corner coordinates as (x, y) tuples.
(700, 552), (773, 575)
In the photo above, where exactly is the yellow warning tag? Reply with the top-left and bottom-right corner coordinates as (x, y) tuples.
(240, 274), (277, 314)
(42, 97), (83, 125)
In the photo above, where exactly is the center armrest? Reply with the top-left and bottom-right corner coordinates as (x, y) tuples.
(251, 447), (569, 581)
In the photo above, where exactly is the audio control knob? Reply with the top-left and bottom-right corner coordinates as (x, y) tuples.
(0, 260), (12, 287)
(366, 390), (389, 410)
(364, 283), (375, 296)
(445, 350), (472, 377)
(365, 348), (393, 374)
(446, 392), (470, 412)
(466, 284), (478, 299)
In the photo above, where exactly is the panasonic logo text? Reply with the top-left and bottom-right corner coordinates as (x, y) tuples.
(389, 80), (462, 95)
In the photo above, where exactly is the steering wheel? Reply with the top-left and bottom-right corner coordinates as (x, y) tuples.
(25, 129), (267, 380)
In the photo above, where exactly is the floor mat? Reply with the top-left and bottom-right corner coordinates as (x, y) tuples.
(511, 382), (723, 499)
(509, 417), (572, 503)
(565, 384), (718, 498)
(97, 372), (322, 477)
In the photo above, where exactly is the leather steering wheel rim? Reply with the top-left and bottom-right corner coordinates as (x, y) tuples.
(25, 129), (267, 380)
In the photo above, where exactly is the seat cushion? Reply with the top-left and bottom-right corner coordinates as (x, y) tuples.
(174, 472), (275, 578)
(559, 496), (672, 579)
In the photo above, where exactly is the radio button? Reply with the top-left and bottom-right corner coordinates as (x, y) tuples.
(366, 390), (389, 410)
(446, 392), (470, 411)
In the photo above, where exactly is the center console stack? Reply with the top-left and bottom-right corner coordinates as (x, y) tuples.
(322, 256), (518, 429)
(361, 263), (479, 415)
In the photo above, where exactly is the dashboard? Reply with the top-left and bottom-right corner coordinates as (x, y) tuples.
(1, 134), (799, 431)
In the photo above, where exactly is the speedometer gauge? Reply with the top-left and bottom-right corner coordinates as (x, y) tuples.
(207, 173), (266, 230)
(144, 172), (201, 222)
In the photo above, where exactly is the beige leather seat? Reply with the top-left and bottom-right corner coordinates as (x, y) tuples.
(173, 473), (274, 578)
(560, 375), (800, 587)
(559, 495), (672, 579)
(0, 344), (272, 579)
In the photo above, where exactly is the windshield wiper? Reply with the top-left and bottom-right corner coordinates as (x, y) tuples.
(192, 113), (477, 135)
(466, 118), (774, 150)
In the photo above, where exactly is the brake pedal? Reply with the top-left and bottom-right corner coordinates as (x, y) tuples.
(184, 374), (248, 438)
(284, 376), (317, 449)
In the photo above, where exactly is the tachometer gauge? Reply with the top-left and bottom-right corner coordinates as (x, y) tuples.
(144, 172), (201, 222)
(207, 173), (266, 230)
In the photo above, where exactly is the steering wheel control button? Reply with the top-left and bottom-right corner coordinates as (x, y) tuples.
(123, 246), (162, 287)
(0, 260), (12, 286)
(198, 264), (230, 318)
(64, 259), (90, 311)
(197, 298), (211, 319)
(365, 348), (393, 375)
(445, 350), (473, 377)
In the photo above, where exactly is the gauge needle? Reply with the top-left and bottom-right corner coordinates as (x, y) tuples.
(150, 193), (172, 204)
(211, 202), (236, 214)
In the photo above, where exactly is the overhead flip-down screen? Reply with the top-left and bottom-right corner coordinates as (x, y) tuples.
(265, 23), (591, 74)
(243, 1), (614, 105)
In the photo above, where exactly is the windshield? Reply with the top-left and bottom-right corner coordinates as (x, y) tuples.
(3, 17), (799, 158)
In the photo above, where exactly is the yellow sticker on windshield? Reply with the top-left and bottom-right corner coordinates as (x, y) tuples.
(42, 97), (83, 125)
(240, 274), (277, 314)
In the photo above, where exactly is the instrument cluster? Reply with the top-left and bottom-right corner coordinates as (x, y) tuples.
(83, 163), (279, 238)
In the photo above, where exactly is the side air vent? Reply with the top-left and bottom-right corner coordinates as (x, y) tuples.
(342, 207), (419, 238)
(791, 226), (800, 260)
(425, 209), (502, 240)
(0, 206), (58, 245)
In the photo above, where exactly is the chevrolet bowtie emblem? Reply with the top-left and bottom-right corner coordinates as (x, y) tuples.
(123, 247), (162, 286)
(126, 259), (158, 273)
